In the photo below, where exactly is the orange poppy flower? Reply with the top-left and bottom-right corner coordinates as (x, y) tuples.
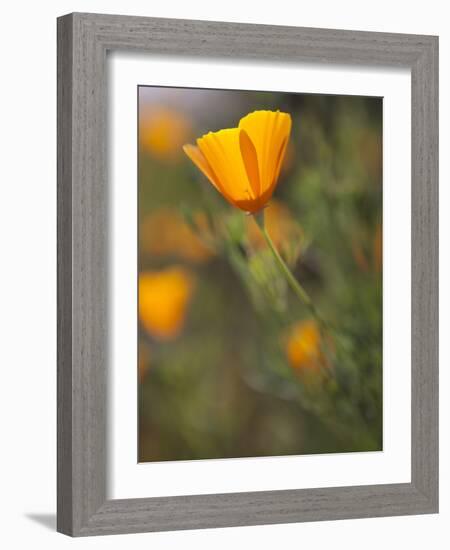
(286, 319), (323, 371)
(183, 110), (292, 213)
(140, 106), (191, 161)
(139, 267), (195, 340)
(140, 208), (213, 264)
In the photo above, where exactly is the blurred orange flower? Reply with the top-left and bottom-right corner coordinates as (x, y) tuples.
(140, 106), (191, 161)
(352, 222), (382, 273)
(139, 267), (196, 340)
(140, 208), (213, 263)
(246, 200), (303, 263)
(286, 319), (324, 371)
(183, 110), (292, 213)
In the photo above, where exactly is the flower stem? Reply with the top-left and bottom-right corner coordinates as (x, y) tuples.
(254, 210), (327, 329)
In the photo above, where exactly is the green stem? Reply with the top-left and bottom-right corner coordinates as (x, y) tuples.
(254, 210), (327, 329)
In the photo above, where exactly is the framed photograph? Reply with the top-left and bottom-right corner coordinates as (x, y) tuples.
(57, 13), (438, 536)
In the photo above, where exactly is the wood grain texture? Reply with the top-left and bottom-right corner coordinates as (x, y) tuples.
(410, 36), (439, 506)
(57, 12), (439, 537)
(57, 13), (73, 535)
(57, 12), (108, 535)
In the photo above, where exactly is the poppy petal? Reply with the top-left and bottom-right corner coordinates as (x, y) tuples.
(239, 110), (291, 194)
(183, 144), (221, 191)
(239, 129), (261, 198)
(197, 129), (254, 205)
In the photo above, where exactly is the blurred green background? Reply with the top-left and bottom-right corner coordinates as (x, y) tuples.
(138, 86), (382, 462)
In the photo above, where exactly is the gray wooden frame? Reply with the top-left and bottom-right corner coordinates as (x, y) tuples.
(57, 12), (439, 537)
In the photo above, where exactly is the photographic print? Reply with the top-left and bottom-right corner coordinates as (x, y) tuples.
(138, 86), (382, 462)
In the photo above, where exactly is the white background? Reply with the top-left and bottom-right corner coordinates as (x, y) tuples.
(0, 1), (447, 549)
